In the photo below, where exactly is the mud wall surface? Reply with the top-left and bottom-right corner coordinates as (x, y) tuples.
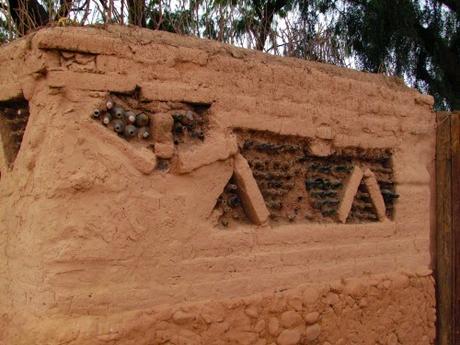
(0, 26), (435, 344)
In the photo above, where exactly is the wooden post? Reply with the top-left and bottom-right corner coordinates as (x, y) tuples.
(452, 113), (460, 344)
(436, 112), (460, 345)
(437, 112), (453, 345)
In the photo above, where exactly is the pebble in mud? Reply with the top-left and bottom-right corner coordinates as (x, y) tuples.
(280, 311), (302, 328)
(277, 329), (301, 345)
(268, 317), (280, 336)
(304, 311), (320, 325)
(305, 324), (321, 341)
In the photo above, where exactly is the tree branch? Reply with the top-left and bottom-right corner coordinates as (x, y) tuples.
(7, 0), (49, 35)
(437, 0), (459, 14)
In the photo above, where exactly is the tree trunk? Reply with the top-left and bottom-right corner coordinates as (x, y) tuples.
(127, 0), (146, 27)
(254, 0), (290, 51)
(7, 0), (49, 35)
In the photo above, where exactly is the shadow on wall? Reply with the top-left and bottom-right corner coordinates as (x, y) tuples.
(0, 98), (30, 173)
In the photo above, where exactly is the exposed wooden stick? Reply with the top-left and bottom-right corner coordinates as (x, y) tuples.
(363, 168), (387, 221)
(337, 165), (363, 223)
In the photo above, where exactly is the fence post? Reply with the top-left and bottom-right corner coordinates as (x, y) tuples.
(436, 112), (453, 345)
(451, 113), (460, 344)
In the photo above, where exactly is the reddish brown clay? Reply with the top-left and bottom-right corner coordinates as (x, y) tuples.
(0, 25), (435, 345)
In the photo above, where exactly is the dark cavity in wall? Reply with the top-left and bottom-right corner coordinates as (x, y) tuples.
(334, 147), (399, 222)
(238, 130), (312, 224)
(91, 93), (212, 168)
(215, 177), (251, 228)
(172, 102), (210, 146)
(227, 129), (398, 226)
(0, 98), (29, 167)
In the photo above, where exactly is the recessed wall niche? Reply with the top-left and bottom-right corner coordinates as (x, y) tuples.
(0, 98), (30, 168)
(90, 93), (211, 170)
(214, 129), (398, 227)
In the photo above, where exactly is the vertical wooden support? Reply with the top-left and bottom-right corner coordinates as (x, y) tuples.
(437, 112), (460, 345)
(436, 112), (453, 345)
(451, 113), (460, 344)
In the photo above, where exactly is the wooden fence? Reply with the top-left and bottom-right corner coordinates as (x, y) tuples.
(437, 112), (460, 345)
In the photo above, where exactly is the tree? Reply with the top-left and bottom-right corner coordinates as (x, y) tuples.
(4, 0), (49, 35)
(0, 0), (458, 109)
(242, 0), (294, 50)
(128, 0), (146, 26)
(333, 0), (459, 109)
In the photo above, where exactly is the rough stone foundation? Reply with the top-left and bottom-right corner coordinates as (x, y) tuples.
(0, 25), (436, 344)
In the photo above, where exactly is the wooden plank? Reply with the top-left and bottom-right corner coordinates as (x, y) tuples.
(337, 166), (364, 223)
(436, 112), (453, 345)
(233, 153), (270, 225)
(363, 168), (387, 221)
(451, 112), (460, 345)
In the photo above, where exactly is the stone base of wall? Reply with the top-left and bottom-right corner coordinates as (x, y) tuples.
(1, 272), (435, 345)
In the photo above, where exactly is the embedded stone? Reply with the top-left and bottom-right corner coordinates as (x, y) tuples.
(280, 311), (303, 328)
(287, 297), (303, 311)
(303, 287), (320, 305)
(61, 51), (75, 59)
(325, 293), (339, 306)
(268, 317), (280, 336)
(254, 319), (266, 333)
(172, 310), (195, 324)
(155, 142), (175, 159)
(305, 324), (321, 341)
(277, 329), (301, 345)
(304, 312), (320, 325)
(245, 305), (258, 318)
(310, 139), (333, 157)
(153, 113), (174, 144)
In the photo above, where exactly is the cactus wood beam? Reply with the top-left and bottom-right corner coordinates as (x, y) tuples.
(363, 168), (387, 221)
(233, 153), (269, 225)
(337, 166), (364, 223)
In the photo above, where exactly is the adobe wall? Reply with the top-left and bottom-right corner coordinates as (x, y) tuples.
(0, 26), (436, 344)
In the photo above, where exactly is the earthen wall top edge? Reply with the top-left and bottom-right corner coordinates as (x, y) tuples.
(0, 24), (433, 105)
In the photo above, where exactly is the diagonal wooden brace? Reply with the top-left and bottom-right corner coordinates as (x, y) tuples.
(337, 166), (364, 223)
(363, 168), (387, 221)
(233, 153), (269, 225)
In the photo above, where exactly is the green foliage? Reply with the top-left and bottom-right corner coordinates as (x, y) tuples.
(335, 0), (459, 109)
(0, 0), (458, 109)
